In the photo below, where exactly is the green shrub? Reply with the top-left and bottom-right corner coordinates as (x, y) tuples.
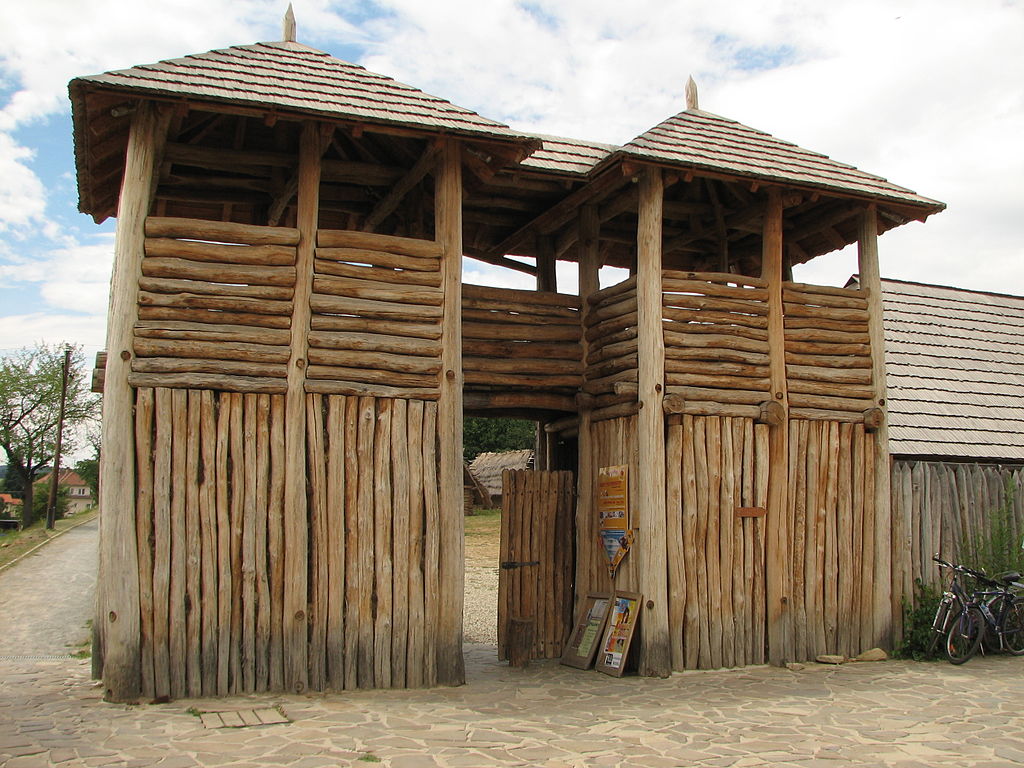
(961, 480), (1024, 578)
(894, 579), (943, 661)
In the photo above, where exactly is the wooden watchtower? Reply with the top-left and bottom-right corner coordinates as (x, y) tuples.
(72, 20), (943, 701)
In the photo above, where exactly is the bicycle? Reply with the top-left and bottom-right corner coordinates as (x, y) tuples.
(930, 555), (1024, 664)
(929, 556), (985, 663)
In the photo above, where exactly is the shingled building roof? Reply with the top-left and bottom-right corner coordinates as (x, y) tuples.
(618, 109), (943, 214)
(873, 278), (1024, 461)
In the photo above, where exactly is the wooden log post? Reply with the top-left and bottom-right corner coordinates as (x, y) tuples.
(858, 206), (894, 648)
(762, 188), (792, 666)
(435, 138), (466, 685)
(282, 121), (325, 694)
(575, 206), (600, 605)
(636, 167), (671, 677)
(98, 100), (171, 702)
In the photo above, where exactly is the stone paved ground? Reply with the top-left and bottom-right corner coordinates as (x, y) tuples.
(2, 520), (1024, 767)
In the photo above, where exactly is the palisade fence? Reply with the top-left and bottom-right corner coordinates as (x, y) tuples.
(892, 460), (1024, 595)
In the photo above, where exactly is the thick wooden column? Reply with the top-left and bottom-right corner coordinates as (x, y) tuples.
(574, 205), (600, 604)
(636, 167), (670, 677)
(858, 206), (894, 648)
(762, 188), (792, 665)
(282, 121), (323, 694)
(435, 138), (466, 685)
(99, 100), (170, 702)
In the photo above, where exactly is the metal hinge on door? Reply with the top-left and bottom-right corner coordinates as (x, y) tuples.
(500, 560), (540, 570)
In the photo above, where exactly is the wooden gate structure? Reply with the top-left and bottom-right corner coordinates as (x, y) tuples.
(73, 20), (944, 701)
(497, 469), (575, 662)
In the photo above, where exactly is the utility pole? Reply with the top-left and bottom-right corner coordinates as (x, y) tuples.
(46, 346), (72, 530)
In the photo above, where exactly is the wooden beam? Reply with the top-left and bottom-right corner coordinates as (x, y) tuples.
(636, 167), (671, 678)
(463, 247), (538, 276)
(536, 237), (556, 292)
(362, 143), (439, 233)
(435, 138), (465, 686)
(574, 203), (600, 610)
(282, 121), (326, 695)
(268, 130), (334, 226)
(761, 188), (791, 667)
(99, 101), (171, 703)
(858, 205), (894, 649)
(705, 178), (729, 272)
(487, 168), (630, 259)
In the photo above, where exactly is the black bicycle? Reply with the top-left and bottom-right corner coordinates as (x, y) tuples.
(930, 556), (984, 663)
(930, 555), (1024, 664)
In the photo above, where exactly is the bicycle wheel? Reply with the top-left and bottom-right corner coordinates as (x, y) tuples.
(946, 606), (984, 664)
(1003, 601), (1024, 656)
(927, 598), (953, 655)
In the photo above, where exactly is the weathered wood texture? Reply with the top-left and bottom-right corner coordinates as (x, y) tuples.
(783, 282), (874, 415)
(664, 415), (768, 669)
(893, 460), (1024, 603)
(310, 228), (444, 399)
(664, 414), (882, 668)
(131, 388), (441, 695)
(584, 277), (638, 403)
(463, 284), (583, 392)
(498, 469), (575, 661)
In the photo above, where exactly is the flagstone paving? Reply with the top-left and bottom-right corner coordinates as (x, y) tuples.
(2, 519), (1023, 766)
(1, 647), (1023, 767)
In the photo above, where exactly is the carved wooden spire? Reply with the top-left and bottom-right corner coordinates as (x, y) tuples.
(685, 76), (699, 111)
(283, 4), (297, 42)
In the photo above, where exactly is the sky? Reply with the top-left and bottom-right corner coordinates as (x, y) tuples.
(1, 0), (1022, 365)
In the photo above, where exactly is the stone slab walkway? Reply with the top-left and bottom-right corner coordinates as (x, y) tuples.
(2, 519), (1023, 767)
(2, 647), (1023, 767)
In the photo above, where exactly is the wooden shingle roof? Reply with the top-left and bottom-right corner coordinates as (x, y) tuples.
(520, 134), (617, 177)
(70, 41), (538, 142)
(875, 278), (1024, 461)
(619, 109), (944, 215)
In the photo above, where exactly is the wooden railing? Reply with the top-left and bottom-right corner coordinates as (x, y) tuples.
(131, 217), (298, 394)
(462, 284), (583, 392)
(583, 276), (638, 406)
(308, 229), (443, 400)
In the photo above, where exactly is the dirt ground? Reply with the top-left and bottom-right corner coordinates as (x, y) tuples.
(463, 507), (500, 644)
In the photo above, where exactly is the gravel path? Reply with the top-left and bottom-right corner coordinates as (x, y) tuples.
(463, 564), (499, 645)
(0, 518), (96, 657)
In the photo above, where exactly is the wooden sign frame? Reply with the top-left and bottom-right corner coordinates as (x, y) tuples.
(560, 593), (611, 669)
(595, 591), (643, 677)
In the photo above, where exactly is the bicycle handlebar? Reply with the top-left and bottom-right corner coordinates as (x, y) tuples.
(931, 554), (999, 586)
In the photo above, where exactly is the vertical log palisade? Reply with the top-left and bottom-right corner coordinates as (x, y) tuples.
(72, 30), (944, 700)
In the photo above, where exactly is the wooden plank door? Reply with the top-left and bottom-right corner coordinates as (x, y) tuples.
(498, 469), (575, 661)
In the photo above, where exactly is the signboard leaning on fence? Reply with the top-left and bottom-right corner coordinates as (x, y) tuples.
(597, 465), (632, 577)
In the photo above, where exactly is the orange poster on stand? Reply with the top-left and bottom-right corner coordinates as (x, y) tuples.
(597, 465), (630, 577)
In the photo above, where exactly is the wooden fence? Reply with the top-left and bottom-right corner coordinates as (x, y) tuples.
(132, 387), (443, 699)
(497, 469), (575, 661)
(583, 276), (638, 419)
(893, 460), (1024, 595)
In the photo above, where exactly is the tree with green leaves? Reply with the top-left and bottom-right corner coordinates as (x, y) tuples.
(463, 416), (536, 462)
(0, 344), (98, 527)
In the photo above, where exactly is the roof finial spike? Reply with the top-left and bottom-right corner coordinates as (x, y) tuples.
(685, 75), (699, 111)
(283, 3), (297, 43)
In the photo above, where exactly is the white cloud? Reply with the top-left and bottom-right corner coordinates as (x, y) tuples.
(0, 133), (47, 235)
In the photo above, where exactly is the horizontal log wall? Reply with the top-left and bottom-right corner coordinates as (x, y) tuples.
(132, 217), (298, 394)
(309, 229), (444, 400)
(584, 277), (638, 412)
(893, 460), (1024, 597)
(782, 282), (874, 419)
(661, 271), (771, 416)
(462, 284), (583, 392)
(665, 414), (768, 670)
(133, 386), (441, 698)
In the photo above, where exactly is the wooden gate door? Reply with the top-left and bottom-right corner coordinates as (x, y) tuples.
(498, 469), (575, 661)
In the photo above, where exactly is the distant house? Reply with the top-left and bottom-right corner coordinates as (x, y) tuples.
(36, 470), (95, 515)
(849, 277), (1024, 589)
(468, 450), (535, 506)
(0, 493), (22, 518)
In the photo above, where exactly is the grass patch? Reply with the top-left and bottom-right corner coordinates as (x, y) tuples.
(0, 509), (97, 571)
(464, 508), (501, 568)
(358, 754), (381, 763)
